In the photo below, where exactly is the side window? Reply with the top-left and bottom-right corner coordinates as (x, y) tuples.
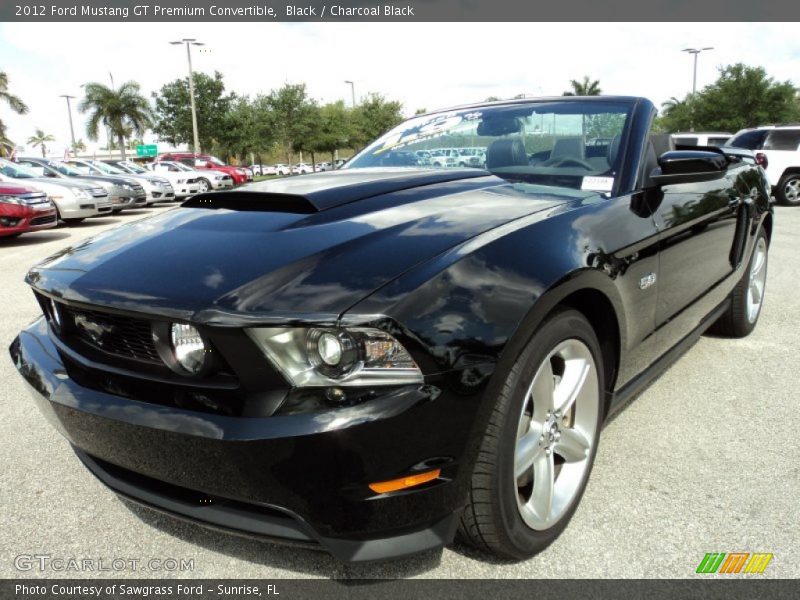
(764, 130), (800, 151)
(675, 136), (699, 146)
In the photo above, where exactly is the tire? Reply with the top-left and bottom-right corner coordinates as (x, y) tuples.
(63, 218), (85, 225)
(197, 178), (211, 193)
(709, 229), (768, 338)
(459, 309), (604, 559)
(776, 172), (800, 206)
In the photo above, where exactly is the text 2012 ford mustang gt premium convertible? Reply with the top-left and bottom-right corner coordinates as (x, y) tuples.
(10, 97), (772, 562)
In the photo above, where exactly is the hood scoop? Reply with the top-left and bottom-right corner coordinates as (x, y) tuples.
(183, 168), (492, 214)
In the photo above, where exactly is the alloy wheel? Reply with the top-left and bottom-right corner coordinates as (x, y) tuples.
(514, 339), (600, 530)
(746, 236), (768, 323)
(784, 178), (800, 203)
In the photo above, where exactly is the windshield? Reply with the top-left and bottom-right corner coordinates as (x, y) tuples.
(346, 100), (632, 191)
(206, 157), (226, 166)
(91, 161), (126, 175)
(726, 130), (769, 150)
(0, 158), (37, 178)
(120, 162), (147, 174)
(45, 160), (86, 177)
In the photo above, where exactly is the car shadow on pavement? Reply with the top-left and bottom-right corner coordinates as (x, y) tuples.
(0, 231), (71, 246)
(120, 498), (444, 579)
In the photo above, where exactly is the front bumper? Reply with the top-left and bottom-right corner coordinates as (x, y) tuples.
(0, 205), (57, 236)
(9, 317), (476, 562)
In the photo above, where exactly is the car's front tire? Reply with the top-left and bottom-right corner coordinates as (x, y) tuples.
(197, 179), (211, 193)
(776, 172), (800, 206)
(710, 228), (768, 338)
(459, 309), (603, 559)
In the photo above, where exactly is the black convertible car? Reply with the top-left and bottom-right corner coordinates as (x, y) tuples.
(10, 97), (772, 562)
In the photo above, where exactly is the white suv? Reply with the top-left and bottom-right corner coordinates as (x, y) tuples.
(726, 126), (800, 206)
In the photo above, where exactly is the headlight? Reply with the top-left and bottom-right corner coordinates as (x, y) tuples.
(121, 184), (134, 192)
(214, 175), (223, 180)
(248, 326), (422, 387)
(177, 178), (186, 184)
(71, 188), (90, 199)
(169, 323), (207, 375)
(0, 195), (23, 205)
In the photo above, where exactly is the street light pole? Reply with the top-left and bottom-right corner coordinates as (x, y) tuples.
(682, 47), (714, 95)
(59, 94), (77, 157)
(170, 38), (205, 153)
(344, 80), (356, 108)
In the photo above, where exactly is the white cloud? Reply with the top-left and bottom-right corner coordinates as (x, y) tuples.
(1, 22), (798, 156)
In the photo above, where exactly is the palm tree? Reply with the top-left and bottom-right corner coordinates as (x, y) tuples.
(79, 81), (153, 160)
(27, 128), (55, 157)
(563, 76), (602, 96)
(0, 71), (29, 157)
(71, 138), (86, 155)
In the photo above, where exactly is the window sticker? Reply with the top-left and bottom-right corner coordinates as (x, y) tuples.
(375, 111), (483, 154)
(581, 176), (614, 193)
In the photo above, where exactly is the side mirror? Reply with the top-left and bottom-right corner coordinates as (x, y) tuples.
(651, 150), (727, 186)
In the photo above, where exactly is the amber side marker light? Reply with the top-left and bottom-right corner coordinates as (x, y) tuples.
(368, 469), (441, 494)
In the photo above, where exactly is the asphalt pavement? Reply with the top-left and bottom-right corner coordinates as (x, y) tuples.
(0, 204), (797, 579)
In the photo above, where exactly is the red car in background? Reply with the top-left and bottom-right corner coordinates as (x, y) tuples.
(0, 182), (57, 238)
(156, 153), (250, 185)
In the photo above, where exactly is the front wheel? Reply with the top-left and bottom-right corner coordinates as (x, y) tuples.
(776, 173), (800, 206)
(709, 228), (768, 337)
(197, 179), (211, 193)
(459, 309), (603, 559)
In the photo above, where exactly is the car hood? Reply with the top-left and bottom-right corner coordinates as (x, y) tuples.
(29, 177), (95, 191)
(69, 173), (140, 186)
(27, 168), (576, 323)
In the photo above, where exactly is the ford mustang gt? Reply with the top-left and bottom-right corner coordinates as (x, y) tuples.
(10, 97), (772, 562)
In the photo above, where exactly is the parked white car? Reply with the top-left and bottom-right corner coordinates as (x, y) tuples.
(68, 159), (172, 206)
(250, 164), (278, 176)
(103, 160), (178, 203)
(147, 161), (232, 195)
(0, 158), (112, 223)
(274, 164), (292, 176)
(726, 126), (800, 206)
(293, 163), (313, 174)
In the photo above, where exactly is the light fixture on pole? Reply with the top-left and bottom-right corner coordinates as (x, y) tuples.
(170, 38), (205, 153)
(344, 80), (356, 108)
(59, 94), (77, 156)
(682, 47), (714, 95)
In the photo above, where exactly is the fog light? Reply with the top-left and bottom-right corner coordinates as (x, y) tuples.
(170, 323), (207, 374)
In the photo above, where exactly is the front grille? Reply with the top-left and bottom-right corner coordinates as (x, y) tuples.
(19, 192), (49, 206)
(30, 215), (57, 226)
(62, 304), (161, 364)
(132, 184), (146, 198)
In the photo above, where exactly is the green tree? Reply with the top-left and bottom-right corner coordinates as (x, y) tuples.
(350, 93), (404, 149)
(659, 64), (800, 132)
(263, 83), (317, 170)
(563, 76), (602, 96)
(306, 101), (352, 167)
(212, 96), (262, 163)
(79, 81), (153, 160)
(0, 71), (29, 157)
(27, 128), (55, 157)
(152, 71), (234, 153)
(71, 138), (87, 155)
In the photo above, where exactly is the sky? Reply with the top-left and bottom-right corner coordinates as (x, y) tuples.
(1, 22), (799, 156)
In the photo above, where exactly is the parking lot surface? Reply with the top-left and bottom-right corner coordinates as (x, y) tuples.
(1, 205), (798, 579)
